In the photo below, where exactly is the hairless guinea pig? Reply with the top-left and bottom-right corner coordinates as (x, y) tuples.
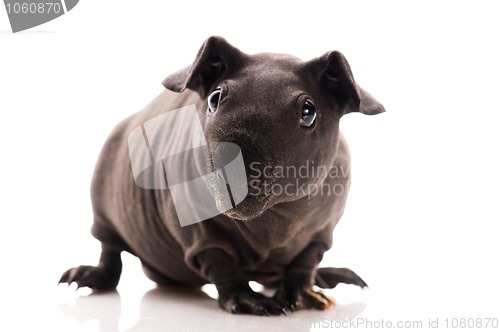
(60, 36), (385, 315)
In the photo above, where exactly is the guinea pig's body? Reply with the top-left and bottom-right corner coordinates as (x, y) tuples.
(60, 36), (384, 315)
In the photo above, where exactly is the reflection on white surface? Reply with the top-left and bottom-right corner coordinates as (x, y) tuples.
(56, 280), (367, 332)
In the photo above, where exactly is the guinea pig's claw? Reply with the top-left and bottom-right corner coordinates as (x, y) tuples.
(58, 265), (119, 290)
(217, 283), (286, 316)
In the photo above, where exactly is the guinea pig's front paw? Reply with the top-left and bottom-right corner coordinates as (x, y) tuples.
(58, 265), (119, 290)
(216, 282), (286, 316)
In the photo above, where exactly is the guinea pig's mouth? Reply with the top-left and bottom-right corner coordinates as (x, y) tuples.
(222, 193), (272, 221)
(193, 141), (271, 221)
(197, 141), (280, 221)
(218, 175), (277, 221)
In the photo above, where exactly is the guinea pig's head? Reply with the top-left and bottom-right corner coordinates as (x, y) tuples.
(162, 36), (385, 221)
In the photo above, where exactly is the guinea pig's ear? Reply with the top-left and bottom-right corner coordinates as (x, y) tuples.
(315, 51), (385, 115)
(162, 36), (246, 98)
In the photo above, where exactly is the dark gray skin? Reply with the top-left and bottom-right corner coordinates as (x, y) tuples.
(60, 36), (385, 315)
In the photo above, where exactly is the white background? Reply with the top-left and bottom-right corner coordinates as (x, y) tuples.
(1, 1), (499, 331)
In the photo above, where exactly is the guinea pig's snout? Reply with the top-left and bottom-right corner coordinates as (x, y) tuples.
(204, 136), (277, 221)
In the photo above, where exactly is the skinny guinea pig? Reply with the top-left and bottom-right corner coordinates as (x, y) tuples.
(59, 36), (385, 315)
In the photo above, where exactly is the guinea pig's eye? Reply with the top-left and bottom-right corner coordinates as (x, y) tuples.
(300, 100), (316, 127)
(207, 87), (222, 113)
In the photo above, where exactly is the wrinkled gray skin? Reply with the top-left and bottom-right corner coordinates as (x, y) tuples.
(60, 36), (385, 315)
